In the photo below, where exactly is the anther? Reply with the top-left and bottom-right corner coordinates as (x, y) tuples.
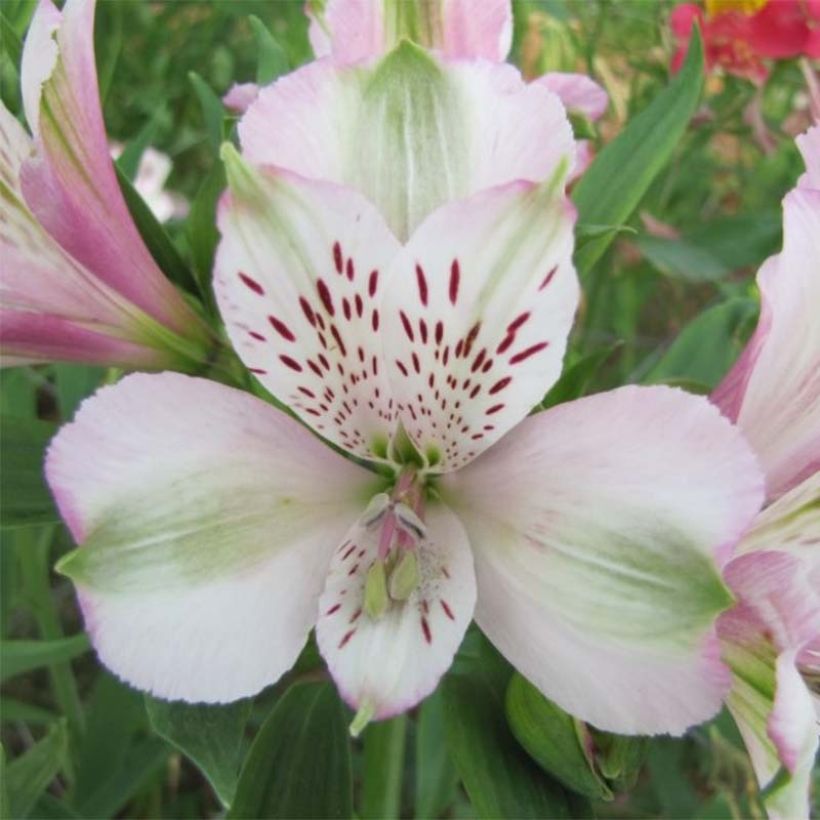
(388, 552), (419, 601)
(361, 493), (391, 528)
(364, 560), (389, 619)
(394, 503), (426, 541)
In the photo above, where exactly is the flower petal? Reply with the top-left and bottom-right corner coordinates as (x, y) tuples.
(718, 549), (820, 820)
(533, 72), (608, 121)
(214, 149), (401, 460)
(19, 0), (208, 342)
(307, 0), (512, 63)
(47, 372), (380, 702)
(382, 180), (578, 471)
(316, 503), (475, 720)
(0, 103), (178, 369)
(239, 45), (574, 239)
(713, 188), (820, 500)
(442, 385), (764, 735)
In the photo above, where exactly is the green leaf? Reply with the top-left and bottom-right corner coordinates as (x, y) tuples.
(249, 16), (290, 84)
(442, 635), (574, 819)
(635, 234), (731, 282)
(414, 690), (458, 820)
(593, 732), (647, 792)
(0, 415), (58, 528)
(186, 163), (226, 306)
(116, 108), (166, 182)
(189, 71), (226, 153)
(643, 297), (757, 388)
(0, 697), (58, 725)
(1, 11), (23, 71)
(361, 715), (406, 820)
(145, 697), (252, 808)
(540, 342), (621, 410)
(230, 681), (353, 820)
(50, 364), (105, 420)
(115, 163), (201, 298)
(0, 634), (90, 683)
(506, 674), (612, 800)
(5, 719), (68, 818)
(572, 30), (704, 277)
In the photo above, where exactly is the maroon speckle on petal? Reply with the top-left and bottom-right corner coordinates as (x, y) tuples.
(539, 265), (558, 291)
(400, 311), (415, 342)
(486, 403), (505, 415)
(268, 315), (296, 342)
(346, 258), (355, 281)
(317, 279), (335, 315)
(368, 269), (379, 297)
(489, 376), (512, 394)
(449, 260), (460, 305)
(326, 603), (341, 616)
(338, 629), (356, 649)
(333, 242), (343, 274)
(238, 272), (265, 295)
(279, 355), (303, 372)
(441, 600), (455, 621)
(421, 616), (432, 644)
(416, 264), (429, 306)
(299, 297), (316, 326)
(510, 342), (549, 364)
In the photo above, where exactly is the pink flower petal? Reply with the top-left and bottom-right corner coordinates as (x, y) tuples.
(214, 150), (400, 460)
(534, 72), (609, 121)
(382, 181), (578, 471)
(306, 0), (511, 63)
(222, 81), (260, 114)
(239, 51), (574, 239)
(443, 385), (764, 734)
(46, 372), (378, 702)
(19, 0), (208, 341)
(713, 188), (820, 501)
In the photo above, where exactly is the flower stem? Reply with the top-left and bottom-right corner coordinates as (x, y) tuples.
(361, 714), (407, 820)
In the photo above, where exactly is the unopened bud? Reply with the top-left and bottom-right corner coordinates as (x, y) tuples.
(364, 560), (389, 619)
(388, 551), (419, 601)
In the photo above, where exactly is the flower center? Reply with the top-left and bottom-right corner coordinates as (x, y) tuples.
(361, 470), (426, 619)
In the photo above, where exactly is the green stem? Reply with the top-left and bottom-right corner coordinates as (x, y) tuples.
(361, 715), (407, 820)
(19, 527), (86, 748)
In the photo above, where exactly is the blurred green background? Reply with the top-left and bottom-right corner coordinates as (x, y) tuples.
(0, 1), (815, 818)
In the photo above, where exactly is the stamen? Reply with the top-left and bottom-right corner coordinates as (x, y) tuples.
(388, 552), (419, 601)
(364, 560), (389, 619)
(349, 699), (375, 738)
(361, 493), (391, 528)
(394, 503), (426, 541)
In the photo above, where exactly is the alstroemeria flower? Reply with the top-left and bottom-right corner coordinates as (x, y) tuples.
(47, 45), (763, 734)
(671, 0), (820, 82)
(0, 0), (212, 369)
(713, 124), (820, 819)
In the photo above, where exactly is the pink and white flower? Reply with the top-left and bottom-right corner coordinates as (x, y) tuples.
(46, 39), (763, 736)
(713, 124), (820, 819)
(0, 0), (212, 369)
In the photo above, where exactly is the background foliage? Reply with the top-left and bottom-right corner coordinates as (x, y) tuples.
(0, 0), (816, 817)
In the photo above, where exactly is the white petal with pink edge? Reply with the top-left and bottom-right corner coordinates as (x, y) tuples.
(713, 189), (820, 501)
(316, 503), (475, 722)
(719, 549), (820, 820)
(47, 372), (381, 702)
(215, 148), (401, 461)
(382, 180), (578, 471)
(239, 44), (573, 239)
(307, 0), (512, 63)
(442, 385), (764, 735)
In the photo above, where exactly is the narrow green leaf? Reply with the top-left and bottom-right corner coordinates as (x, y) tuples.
(0, 634), (90, 683)
(0, 11), (23, 71)
(442, 635), (574, 819)
(74, 737), (169, 819)
(189, 71), (226, 152)
(5, 719), (68, 818)
(361, 715), (406, 820)
(50, 364), (105, 420)
(186, 163), (226, 306)
(116, 109), (166, 182)
(540, 342), (621, 409)
(506, 674), (611, 801)
(1, 697), (58, 725)
(230, 681), (353, 820)
(635, 234), (730, 282)
(145, 697), (252, 808)
(0, 415), (58, 528)
(0, 747), (10, 820)
(414, 689), (458, 820)
(249, 16), (290, 84)
(572, 30), (704, 277)
(643, 297), (757, 388)
(115, 164), (201, 298)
